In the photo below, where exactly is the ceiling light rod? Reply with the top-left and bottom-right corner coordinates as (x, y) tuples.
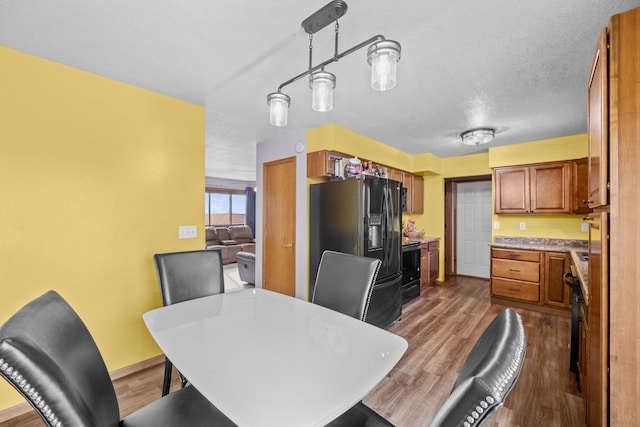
(267, 0), (401, 126)
(276, 33), (387, 92)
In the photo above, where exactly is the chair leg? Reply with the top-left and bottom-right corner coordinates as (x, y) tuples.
(162, 357), (173, 397)
(179, 372), (189, 388)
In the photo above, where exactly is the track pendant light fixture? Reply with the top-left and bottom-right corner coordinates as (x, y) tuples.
(267, 92), (291, 126)
(267, 0), (401, 126)
(310, 69), (336, 112)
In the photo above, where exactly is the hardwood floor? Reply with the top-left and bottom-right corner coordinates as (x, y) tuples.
(366, 276), (586, 426)
(1, 276), (585, 426)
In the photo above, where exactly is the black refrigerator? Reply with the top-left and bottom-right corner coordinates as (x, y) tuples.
(309, 176), (402, 329)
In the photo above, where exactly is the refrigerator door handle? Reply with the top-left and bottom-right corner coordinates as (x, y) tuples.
(384, 186), (392, 266)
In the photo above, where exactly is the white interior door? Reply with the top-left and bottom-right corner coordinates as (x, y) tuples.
(456, 181), (492, 278)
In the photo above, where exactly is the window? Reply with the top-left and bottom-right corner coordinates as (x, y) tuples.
(205, 188), (246, 226)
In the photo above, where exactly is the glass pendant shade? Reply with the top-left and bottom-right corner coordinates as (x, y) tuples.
(267, 92), (290, 126)
(367, 40), (401, 91)
(461, 128), (495, 146)
(310, 71), (336, 112)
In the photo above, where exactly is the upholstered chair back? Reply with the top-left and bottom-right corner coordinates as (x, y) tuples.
(0, 291), (120, 426)
(154, 249), (225, 306)
(312, 250), (381, 322)
(428, 308), (527, 427)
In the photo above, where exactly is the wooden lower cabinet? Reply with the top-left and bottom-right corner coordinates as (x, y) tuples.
(543, 252), (572, 309)
(491, 247), (571, 315)
(421, 240), (439, 287)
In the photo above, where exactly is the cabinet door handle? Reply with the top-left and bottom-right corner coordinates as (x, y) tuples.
(283, 243), (293, 248)
(508, 288), (520, 292)
(508, 254), (521, 258)
(583, 200), (593, 205)
(509, 269), (521, 273)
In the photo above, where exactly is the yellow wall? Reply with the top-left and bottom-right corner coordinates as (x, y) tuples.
(489, 134), (588, 167)
(308, 124), (413, 171)
(307, 128), (589, 282)
(0, 46), (204, 410)
(490, 134), (589, 241)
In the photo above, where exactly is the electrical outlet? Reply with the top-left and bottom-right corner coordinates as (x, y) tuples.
(178, 225), (197, 239)
(494, 221), (500, 229)
(519, 222), (526, 231)
(581, 222), (589, 232)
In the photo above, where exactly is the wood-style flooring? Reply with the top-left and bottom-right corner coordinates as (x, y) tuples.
(1, 275), (585, 426)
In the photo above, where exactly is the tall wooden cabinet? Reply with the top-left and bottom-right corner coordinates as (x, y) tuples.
(585, 7), (640, 426)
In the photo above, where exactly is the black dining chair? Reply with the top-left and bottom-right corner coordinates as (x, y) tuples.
(0, 290), (236, 427)
(153, 249), (225, 396)
(310, 251), (390, 426)
(327, 308), (527, 427)
(427, 308), (527, 427)
(311, 250), (382, 322)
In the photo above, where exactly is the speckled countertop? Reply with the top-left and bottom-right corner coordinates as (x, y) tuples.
(403, 236), (440, 245)
(491, 236), (589, 300)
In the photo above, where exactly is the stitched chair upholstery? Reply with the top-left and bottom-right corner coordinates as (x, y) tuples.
(0, 290), (235, 427)
(312, 250), (381, 322)
(428, 308), (527, 427)
(153, 249), (225, 396)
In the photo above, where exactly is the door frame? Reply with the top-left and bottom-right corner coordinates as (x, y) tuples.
(444, 175), (492, 276)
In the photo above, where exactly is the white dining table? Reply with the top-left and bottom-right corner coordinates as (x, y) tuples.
(143, 288), (408, 427)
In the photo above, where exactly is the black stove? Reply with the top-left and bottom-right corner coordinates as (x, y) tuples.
(401, 242), (421, 303)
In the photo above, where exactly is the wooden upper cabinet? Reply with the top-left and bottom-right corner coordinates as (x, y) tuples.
(495, 166), (530, 214)
(401, 172), (424, 214)
(495, 162), (572, 214)
(412, 175), (424, 214)
(387, 167), (402, 183)
(307, 151), (424, 213)
(587, 27), (609, 208)
(402, 172), (413, 213)
(530, 162), (572, 214)
(573, 158), (593, 214)
(307, 150), (344, 178)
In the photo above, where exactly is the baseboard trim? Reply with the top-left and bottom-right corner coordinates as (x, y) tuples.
(0, 355), (165, 422)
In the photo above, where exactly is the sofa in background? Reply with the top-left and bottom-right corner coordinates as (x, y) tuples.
(237, 252), (255, 285)
(206, 225), (255, 265)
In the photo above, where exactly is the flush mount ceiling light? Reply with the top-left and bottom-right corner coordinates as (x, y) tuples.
(460, 128), (496, 146)
(266, 0), (401, 126)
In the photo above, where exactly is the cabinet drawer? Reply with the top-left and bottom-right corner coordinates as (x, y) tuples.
(492, 278), (540, 302)
(492, 248), (541, 262)
(492, 258), (540, 282)
(428, 241), (439, 251)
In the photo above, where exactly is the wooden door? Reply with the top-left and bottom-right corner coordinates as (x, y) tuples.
(573, 158), (593, 214)
(587, 27), (608, 208)
(456, 181), (492, 278)
(543, 252), (571, 308)
(530, 162), (572, 214)
(494, 166), (530, 214)
(263, 157), (296, 296)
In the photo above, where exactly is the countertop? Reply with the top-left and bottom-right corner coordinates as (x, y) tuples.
(490, 236), (589, 301)
(403, 236), (439, 246)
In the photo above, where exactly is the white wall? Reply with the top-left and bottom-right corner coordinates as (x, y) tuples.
(255, 129), (309, 299)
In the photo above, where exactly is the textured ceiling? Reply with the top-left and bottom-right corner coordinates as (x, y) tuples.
(1, 0), (638, 181)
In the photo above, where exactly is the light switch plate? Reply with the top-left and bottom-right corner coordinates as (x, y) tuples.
(178, 225), (197, 239)
(581, 222), (589, 232)
(519, 222), (526, 231)
(494, 221), (500, 229)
